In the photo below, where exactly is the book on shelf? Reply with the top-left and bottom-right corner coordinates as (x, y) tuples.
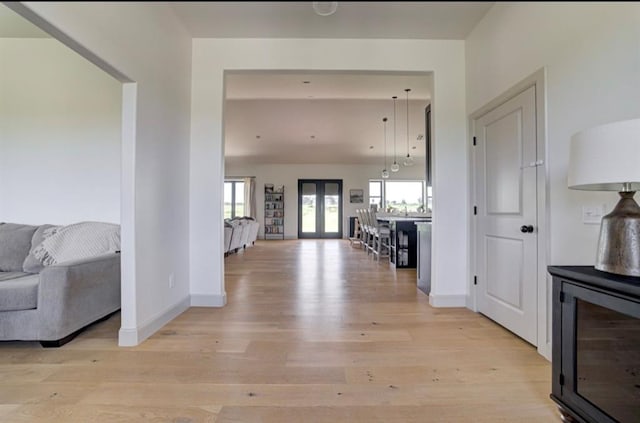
(264, 183), (284, 239)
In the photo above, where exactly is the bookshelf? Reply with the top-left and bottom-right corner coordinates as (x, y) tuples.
(264, 184), (284, 240)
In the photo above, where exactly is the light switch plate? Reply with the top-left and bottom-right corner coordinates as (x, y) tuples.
(582, 205), (605, 224)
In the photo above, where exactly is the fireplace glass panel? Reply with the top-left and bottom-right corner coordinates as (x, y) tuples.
(575, 299), (640, 423)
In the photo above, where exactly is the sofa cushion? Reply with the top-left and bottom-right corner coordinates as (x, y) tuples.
(0, 271), (29, 282)
(33, 222), (120, 266)
(0, 224), (38, 272)
(23, 224), (59, 274)
(0, 273), (39, 311)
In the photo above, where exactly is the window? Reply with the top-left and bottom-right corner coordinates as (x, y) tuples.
(368, 180), (428, 213)
(224, 180), (245, 219)
(385, 181), (424, 213)
(368, 180), (383, 209)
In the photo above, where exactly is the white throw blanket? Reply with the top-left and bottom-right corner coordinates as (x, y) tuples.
(33, 222), (121, 266)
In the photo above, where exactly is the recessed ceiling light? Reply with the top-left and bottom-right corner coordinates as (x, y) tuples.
(313, 2), (338, 16)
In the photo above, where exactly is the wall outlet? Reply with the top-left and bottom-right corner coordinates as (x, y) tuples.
(169, 273), (175, 288)
(582, 205), (605, 224)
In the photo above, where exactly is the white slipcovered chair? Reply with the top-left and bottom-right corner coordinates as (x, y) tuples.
(224, 217), (260, 256)
(239, 219), (251, 248)
(245, 220), (260, 247)
(224, 223), (233, 256)
(228, 219), (244, 253)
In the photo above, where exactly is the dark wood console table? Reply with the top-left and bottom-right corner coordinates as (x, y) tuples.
(548, 266), (640, 423)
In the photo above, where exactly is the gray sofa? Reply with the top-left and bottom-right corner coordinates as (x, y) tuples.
(0, 223), (121, 347)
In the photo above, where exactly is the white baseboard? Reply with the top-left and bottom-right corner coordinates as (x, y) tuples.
(465, 294), (477, 311)
(429, 294), (467, 307)
(539, 341), (552, 361)
(118, 296), (190, 347)
(191, 292), (227, 307)
(118, 327), (139, 347)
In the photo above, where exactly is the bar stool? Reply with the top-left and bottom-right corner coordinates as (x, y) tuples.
(349, 216), (363, 247)
(370, 211), (391, 260)
(358, 209), (373, 253)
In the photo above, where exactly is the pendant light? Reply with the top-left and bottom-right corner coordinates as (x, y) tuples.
(381, 117), (389, 179)
(403, 88), (415, 167)
(391, 96), (400, 172)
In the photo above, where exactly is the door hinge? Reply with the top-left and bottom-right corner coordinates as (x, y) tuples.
(473, 206), (477, 215)
(473, 276), (477, 285)
(559, 373), (565, 386)
(521, 160), (545, 169)
(473, 136), (477, 146)
(559, 291), (565, 303)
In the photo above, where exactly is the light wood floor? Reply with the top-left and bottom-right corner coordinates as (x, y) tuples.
(0, 239), (558, 422)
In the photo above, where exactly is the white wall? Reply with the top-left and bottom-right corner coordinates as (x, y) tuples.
(467, 2), (640, 265)
(0, 38), (121, 225)
(15, 2), (193, 346)
(225, 163), (426, 239)
(466, 2), (640, 353)
(191, 38), (467, 308)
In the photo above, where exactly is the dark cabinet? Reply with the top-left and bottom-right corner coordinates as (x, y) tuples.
(349, 216), (357, 238)
(388, 220), (419, 268)
(548, 266), (640, 423)
(416, 222), (432, 295)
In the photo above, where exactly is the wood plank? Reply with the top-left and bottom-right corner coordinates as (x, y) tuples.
(0, 239), (556, 421)
(1, 404), (220, 423)
(216, 405), (557, 423)
(75, 381), (553, 408)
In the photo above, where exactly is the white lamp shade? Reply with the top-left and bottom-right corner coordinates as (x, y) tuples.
(568, 118), (640, 191)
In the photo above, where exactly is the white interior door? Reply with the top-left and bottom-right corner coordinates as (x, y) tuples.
(474, 85), (538, 346)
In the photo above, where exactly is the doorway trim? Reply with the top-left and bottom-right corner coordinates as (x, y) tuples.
(468, 68), (549, 360)
(194, 39), (463, 329)
(4, 2), (138, 346)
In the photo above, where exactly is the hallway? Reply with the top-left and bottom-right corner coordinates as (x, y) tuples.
(0, 239), (556, 422)
(216, 239), (556, 421)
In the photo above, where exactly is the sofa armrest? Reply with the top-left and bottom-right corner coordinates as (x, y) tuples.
(36, 253), (121, 340)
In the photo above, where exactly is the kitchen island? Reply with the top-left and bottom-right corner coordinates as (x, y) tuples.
(376, 216), (431, 269)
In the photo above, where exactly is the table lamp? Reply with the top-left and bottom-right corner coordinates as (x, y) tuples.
(568, 118), (640, 277)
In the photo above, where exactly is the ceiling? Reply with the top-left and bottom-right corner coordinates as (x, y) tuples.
(189, 1), (493, 166)
(171, 2), (494, 40)
(226, 71), (431, 100)
(0, 4), (49, 38)
(225, 72), (431, 165)
(1, 2), (494, 167)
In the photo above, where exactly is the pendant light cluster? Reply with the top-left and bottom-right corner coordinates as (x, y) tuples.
(391, 96), (400, 173)
(381, 117), (389, 179)
(403, 88), (414, 167)
(381, 88), (414, 178)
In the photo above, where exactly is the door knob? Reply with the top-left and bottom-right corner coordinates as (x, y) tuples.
(520, 225), (534, 233)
